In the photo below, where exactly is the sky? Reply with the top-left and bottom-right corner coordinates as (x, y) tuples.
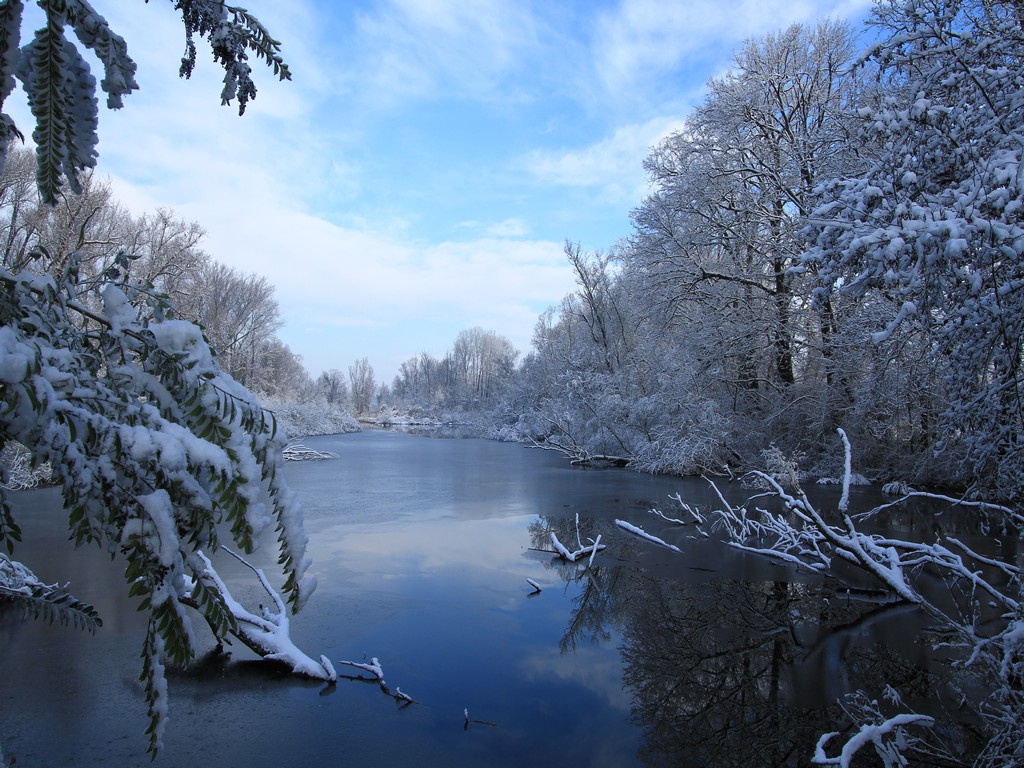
(11, 0), (875, 385)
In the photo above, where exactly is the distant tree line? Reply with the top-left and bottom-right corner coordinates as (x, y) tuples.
(389, 327), (518, 412)
(0, 144), (312, 398)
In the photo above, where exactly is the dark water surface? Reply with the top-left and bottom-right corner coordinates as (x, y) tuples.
(0, 432), (956, 767)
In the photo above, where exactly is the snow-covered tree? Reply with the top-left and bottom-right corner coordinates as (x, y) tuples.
(804, 0), (1024, 500)
(635, 21), (863, 394)
(449, 326), (518, 407)
(316, 368), (348, 407)
(348, 356), (375, 414)
(0, 1), (321, 758)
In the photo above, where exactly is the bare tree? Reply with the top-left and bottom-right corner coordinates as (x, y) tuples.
(348, 357), (376, 415)
(317, 369), (349, 406)
(195, 262), (283, 389)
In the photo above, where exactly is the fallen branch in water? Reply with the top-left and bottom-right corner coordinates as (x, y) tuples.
(651, 493), (706, 525)
(186, 547), (336, 681)
(527, 431), (629, 467)
(338, 657), (416, 704)
(812, 714), (936, 767)
(699, 428), (1024, 767)
(615, 520), (681, 552)
(550, 513), (607, 562)
(550, 531), (606, 562)
(283, 443), (339, 462)
(465, 708), (497, 728)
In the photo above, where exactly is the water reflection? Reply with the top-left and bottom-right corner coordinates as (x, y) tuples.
(526, 507), (981, 767)
(0, 432), (988, 767)
(621, 577), (927, 767)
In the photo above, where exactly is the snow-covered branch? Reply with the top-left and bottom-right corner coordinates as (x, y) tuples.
(615, 520), (681, 553)
(651, 493), (706, 526)
(549, 514), (607, 563)
(708, 464), (921, 602)
(702, 428), (1023, 767)
(282, 442), (340, 462)
(549, 531), (606, 562)
(186, 548), (335, 682)
(337, 656), (415, 704)
(812, 714), (936, 768)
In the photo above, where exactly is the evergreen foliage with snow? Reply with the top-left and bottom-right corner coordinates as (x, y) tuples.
(0, 0), (289, 204)
(0, 1), (310, 757)
(0, 551), (102, 631)
(0, 256), (315, 754)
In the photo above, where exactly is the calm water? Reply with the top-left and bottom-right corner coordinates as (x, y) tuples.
(0, 431), (964, 767)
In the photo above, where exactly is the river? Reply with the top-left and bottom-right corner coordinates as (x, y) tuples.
(0, 431), (968, 766)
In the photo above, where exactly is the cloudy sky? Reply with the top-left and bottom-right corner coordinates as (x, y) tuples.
(12, 0), (874, 384)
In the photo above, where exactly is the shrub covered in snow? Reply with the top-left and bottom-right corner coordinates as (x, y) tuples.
(0, 442), (51, 491)
(258, 399), (360, 439)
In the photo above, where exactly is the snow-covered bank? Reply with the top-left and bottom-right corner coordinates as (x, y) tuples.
(259, 400), (360, 440)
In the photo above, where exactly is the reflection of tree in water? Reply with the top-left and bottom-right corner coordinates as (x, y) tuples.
(528, 515), (641, 654)
(529, 515), (973, 767)
(622, 575), (975, 767)
(559, 566), (621, 653)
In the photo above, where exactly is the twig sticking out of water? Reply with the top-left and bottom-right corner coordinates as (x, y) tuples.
(465, 709), (497, 729)
(338, 657), (416, 705)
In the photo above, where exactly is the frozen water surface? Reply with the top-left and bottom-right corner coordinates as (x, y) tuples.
(0, 431), (961, 767)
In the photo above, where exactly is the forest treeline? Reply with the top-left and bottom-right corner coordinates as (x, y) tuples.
(0, 145), (308, 397)
(0, 143), (372, 437)
(397, 5), (1024, 503)
(486, 4), (1024, 502)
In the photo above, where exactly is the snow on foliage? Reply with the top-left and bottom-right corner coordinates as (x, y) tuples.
(0, 1), (317, 760)
(0, 256), (313, 755)
(0, 0), (289, 204)
(803, 0), (1024, 501)
(0, 441), (50, 489)
(0, 552), (101, 632)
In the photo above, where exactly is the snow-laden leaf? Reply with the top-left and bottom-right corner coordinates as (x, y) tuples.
(58, 0), (138, 108)
(0, 0), (24, 166)
(0, 553), (101, 632)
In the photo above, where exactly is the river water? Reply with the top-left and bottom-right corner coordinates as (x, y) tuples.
(0, 431), (971, 767)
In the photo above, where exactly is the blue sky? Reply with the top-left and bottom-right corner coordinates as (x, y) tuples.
(12, 0), (875, 384)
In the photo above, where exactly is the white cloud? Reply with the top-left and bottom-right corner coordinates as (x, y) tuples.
(343, 0), (542, 106)
(147, 195), (575, 376)
(521, 116), (687, 205)
(591, 0), (874, 96)
(485, 218), (531, 238)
